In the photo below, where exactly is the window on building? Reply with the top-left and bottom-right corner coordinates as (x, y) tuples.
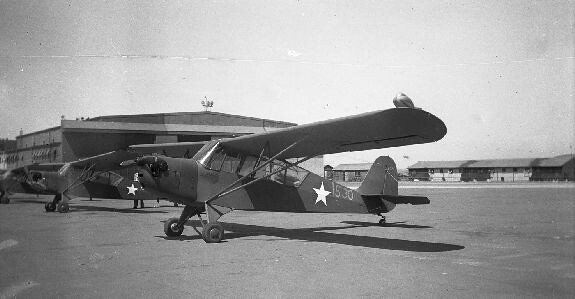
(513, 168), (517, 172)
(439, 168), (444, 173)
(355, 171), (362, 177)
(502, 168), (507, 172)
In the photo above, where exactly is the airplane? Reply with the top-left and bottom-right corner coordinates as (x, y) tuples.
(117, 93), (447, 243)
(0, 151), (160, 210)
(0, 163), (65, 205)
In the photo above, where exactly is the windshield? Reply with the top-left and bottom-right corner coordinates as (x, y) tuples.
(193, 140), (220, 166)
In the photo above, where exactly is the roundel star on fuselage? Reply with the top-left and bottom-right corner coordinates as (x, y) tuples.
(313, 182), (331, 206)
(127, 184), (138, 196)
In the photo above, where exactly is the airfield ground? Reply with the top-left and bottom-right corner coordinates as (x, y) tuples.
(1, 183), (573, 298)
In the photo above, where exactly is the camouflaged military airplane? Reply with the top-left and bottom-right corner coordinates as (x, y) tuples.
(0, 151), (157, 210)
(118, 93), (447, 243)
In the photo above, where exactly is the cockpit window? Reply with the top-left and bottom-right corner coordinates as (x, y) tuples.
(197, 142), (309, 186)
(199, 142), (243, 174)
(194, 140), (220, 165)
(238, 156), (258, 177)
(207, 148), (226, 171)
(268, 160), (308, 187)
(222, 152), (241, 173)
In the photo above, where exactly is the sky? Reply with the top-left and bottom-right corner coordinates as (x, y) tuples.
(0, 0), (573, 169)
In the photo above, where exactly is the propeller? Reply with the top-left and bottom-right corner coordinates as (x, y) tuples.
(120, 156), (169, 177)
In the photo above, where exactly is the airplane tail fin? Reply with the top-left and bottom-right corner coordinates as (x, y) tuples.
(358, 156), (428, 214)
(358, 156), (398, 196)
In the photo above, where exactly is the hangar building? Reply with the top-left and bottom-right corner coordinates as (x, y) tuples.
(1, 111), (308, 170)
(408, 155), (575, 182)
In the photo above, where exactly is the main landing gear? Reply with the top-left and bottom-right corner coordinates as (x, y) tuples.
(44, 193), (70, 213)
(164, 204), (228, 243)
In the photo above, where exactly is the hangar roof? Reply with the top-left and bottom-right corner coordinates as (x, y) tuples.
(409, 155), (574, 169)
(60, 120), (283, 136)
(89, 111), (295, 128)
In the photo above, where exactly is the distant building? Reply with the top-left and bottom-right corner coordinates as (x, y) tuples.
(323, 165), (334, 180)
(408, 155), (575, 182)
(326, 163), (372, 182)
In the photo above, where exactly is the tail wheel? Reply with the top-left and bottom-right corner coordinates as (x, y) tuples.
(202, 223), (224, 243)
(57, 202), (70, 213)
(164, 217), (183, 237)
(378, 216), (387, 226)
(45, 202), (56, 212)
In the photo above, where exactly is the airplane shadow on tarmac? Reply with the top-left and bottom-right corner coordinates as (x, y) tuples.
(342, 220), (433, 229)
(157, 220), (464, 252)
(68, 205), (170, 214)
(8, 199), (48, 204)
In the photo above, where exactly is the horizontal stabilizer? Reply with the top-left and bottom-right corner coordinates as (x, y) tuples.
(382, 195), (430, 205)
(361, 194), (429, 214)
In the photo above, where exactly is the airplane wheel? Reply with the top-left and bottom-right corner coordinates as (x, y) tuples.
(164, 217), (183, 237)
(45, 202), (56, 212)
(57, 202), (70, 213)
(202, 223), (224, 243)
(378, 217), (387, 226)
(0, 197), (9, 204)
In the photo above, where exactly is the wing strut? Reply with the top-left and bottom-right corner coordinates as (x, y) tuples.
(60, 163), (98, 195)
(205, 139), (306, 205)
(209, 154), (315, 203)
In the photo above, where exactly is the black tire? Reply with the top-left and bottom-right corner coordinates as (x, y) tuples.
(164, 217), (183, 237)
(202, 223), (224, 243)
(57, 202), (70, 213)
(45, 202), (56, 212)
(378, 217), (387, 226)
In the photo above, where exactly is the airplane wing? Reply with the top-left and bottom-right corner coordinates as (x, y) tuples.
(126, 108), (445, 160)
(27, 163), (66, 172)
(65, 150), (139, 172)
(218, 107), (446, 159)
(129, 141), (207, 158)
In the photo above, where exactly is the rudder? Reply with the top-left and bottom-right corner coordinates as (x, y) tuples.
(357, 156), (398, 196)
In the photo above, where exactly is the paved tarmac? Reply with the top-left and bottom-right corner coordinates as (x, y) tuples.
(1, 184), (573, 298)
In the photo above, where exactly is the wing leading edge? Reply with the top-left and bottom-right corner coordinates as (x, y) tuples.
(125, 107), (446, 159)
(219, 107), (446, 159)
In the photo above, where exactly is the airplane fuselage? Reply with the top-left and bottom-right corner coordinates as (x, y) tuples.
(134, 141), (395, 214)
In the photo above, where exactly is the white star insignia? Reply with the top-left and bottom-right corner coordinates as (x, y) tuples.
(127, 184), (138, 196)
(313, 182), (331, 206)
